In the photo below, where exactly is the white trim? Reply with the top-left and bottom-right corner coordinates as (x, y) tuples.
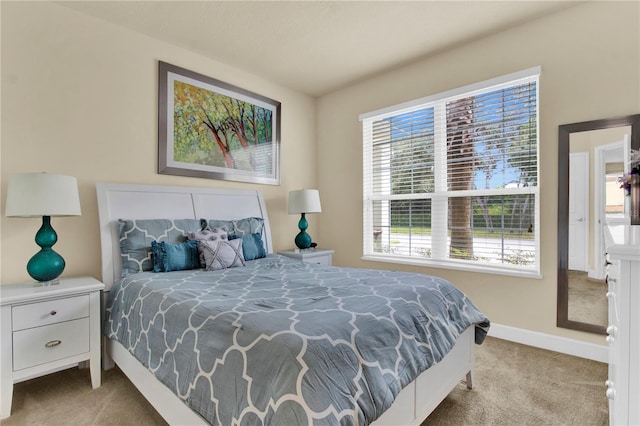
(359, 66), (541, 121)
(361, 255), (542, 280)
(488, 323), (607, 363)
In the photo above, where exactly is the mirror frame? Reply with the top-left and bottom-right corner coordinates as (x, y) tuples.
(557, 114), (640, 334)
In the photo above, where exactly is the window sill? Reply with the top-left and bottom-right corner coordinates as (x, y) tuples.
(361, 255), (542, 279)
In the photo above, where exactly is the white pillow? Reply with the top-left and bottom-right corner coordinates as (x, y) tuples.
(198, 239), (245, 271)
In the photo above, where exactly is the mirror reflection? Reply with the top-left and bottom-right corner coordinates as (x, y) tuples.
(558, 114), (640, 334)
(567, 127), (630, 327)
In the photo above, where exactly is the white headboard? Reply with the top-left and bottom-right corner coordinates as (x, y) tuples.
(96, 183), (273, 290)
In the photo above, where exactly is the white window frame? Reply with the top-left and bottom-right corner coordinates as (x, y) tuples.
(360, 67), (541, 278)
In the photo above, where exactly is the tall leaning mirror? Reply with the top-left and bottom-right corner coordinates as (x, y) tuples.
(558, 114), (640, 334)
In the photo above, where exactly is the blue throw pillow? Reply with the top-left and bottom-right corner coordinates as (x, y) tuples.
(229, 233), (266, 261)
(151, 240), (200, 272)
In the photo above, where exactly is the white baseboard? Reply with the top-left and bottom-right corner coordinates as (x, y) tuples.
(488, 323), (608, 363)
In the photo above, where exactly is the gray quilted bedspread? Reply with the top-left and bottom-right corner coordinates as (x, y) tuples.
(104, 255), (489, 425)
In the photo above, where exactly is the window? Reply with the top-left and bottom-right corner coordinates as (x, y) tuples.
(361, 68), (540, 277)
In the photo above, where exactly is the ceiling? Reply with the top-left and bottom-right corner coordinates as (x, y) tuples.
(58, 1), (577, 97)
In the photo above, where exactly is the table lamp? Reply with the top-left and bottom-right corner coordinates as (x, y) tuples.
(288, 189), (322, 249)
(5, 173), (81, 283)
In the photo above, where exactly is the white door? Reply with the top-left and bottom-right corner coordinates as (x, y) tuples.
(594, 137), (628, 280)
(569, 152), (589, 271)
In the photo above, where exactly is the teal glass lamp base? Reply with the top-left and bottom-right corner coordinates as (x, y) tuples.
(294, 213), (313, 249)
(27, 216), (66, 282)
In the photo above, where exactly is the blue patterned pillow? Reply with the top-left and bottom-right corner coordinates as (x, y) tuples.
(229, 233), (266, 261)
(205, 217), (264, 237)
(151, 240), (200, 272)
(118, 218), (202, 276)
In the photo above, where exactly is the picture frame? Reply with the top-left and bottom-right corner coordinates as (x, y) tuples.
(158, 61), (281, 185)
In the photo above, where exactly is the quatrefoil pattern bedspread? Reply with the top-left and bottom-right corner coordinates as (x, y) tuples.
(104, 255), (489, 425)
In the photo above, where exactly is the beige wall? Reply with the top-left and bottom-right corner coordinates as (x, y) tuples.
(317, 1), (639, 344)
(0, 2), (318, 284)
(2, 1), (639, 346)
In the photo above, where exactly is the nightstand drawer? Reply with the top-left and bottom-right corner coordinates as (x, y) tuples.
(309, 256), (331, 266)
(12, 318), (90, 371)
(12, 294), (89, 331)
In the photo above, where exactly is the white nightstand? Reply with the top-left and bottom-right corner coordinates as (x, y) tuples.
(278, 248), (335, 266)
(0, 276), (105, 419)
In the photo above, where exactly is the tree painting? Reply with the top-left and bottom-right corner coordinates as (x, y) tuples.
(173, 81), (274, 175)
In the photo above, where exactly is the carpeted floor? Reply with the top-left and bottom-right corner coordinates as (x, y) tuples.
(1, 337), (607, 426)
(424, 337), (607, 425)
(568, 270), (608, 327)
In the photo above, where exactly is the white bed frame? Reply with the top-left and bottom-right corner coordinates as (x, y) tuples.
(97, 182), (474, 426)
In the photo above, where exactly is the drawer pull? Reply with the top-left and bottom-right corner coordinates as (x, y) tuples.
(606, 387), (616, 400)
(50, 310), (57, 316)
(45, 340), (62, 348)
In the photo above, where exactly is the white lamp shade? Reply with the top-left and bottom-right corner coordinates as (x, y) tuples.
(288, 189), (322, 214)
(5, 173), (81, 217)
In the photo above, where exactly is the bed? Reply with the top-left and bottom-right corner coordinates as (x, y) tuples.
(97, 182), (489, 425)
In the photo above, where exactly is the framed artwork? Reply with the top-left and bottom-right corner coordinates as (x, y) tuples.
(158, 61), (281, 185)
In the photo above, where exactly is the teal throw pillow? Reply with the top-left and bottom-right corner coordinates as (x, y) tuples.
(229, 233), (266, 261)
(151, 240), (200, 272)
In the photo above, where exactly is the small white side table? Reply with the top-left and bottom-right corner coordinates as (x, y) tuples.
(278, 248), (335, 266)
(0, 276), (105, 419)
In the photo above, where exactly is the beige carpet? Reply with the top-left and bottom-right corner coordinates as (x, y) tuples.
(568, 270), (608, 327)
(424, 337), (607, 425)
(1, 337), (607, 426)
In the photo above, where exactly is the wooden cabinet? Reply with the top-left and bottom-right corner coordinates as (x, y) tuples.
(278, 248), (334, 266)
(0, 277), (104, 419)
(605, 242), (640, 426)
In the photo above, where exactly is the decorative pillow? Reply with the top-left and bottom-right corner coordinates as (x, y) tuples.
(151, 240), (200, 272)
(198, 239), (246, 271)
(187, 227), (228, 267)
(187, 227), (228, 241)
(205, 217), (264, 238)
(229, 233), (266, 261)
(118, 218), (202, 277)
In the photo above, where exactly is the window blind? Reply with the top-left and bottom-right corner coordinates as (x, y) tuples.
(362, 68), (540, 276)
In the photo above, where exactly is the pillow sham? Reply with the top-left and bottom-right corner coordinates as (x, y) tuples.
(151, 240), (200, 272)
(205, 217), (264, 237)
(118, 218), (202, 277)
(187, 227), (229, 267)
(198, 239), (246, 271)
(228, 233), (266, 261)
(187, 227), (228, 242)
